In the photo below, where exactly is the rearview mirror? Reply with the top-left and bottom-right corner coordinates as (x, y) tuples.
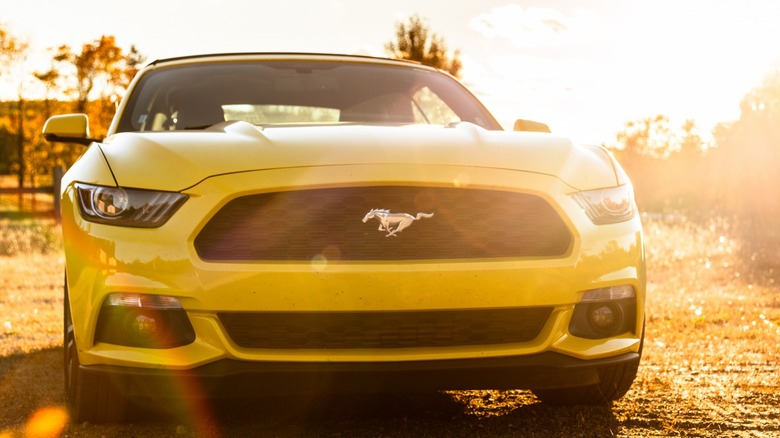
(514, 119), (551, 133)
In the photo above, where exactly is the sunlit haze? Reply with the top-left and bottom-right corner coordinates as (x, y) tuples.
(3, 0), (780, 144)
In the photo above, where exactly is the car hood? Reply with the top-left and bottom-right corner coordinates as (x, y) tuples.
(99, 121), (619, 192)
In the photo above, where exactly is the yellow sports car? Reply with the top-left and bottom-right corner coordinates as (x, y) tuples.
(44, 53), (645, 422)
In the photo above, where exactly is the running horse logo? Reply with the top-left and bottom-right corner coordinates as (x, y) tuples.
(361, 209), (434, 237)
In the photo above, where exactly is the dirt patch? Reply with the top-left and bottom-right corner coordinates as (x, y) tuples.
(1, 219), (779, 437)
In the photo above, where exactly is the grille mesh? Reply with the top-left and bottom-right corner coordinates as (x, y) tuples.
(194, 187), (571, 261)
(219, 308), (553, 349)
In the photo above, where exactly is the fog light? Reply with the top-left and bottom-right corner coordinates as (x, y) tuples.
(589, 303), (622, 334)
(129, 312), (161, 344)
(95, 293), (195, 349)
(569, 285), (637, 339)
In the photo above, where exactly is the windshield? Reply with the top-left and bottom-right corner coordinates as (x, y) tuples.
(116, 60), (502, 132)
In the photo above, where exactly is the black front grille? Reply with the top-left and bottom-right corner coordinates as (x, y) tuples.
(194, 187), (571, 261)
(219, 308), (553, 349)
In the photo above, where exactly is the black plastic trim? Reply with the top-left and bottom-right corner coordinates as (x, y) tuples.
(77, 351), (641, 397)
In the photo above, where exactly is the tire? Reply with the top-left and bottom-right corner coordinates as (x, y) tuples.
(64, 274), (128, 422)
(533, 325), (644, 405)
(532, 358), (640, 405)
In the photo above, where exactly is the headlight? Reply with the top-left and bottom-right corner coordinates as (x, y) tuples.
(572, 185), (635, 225)
(75, 183), (187, 228)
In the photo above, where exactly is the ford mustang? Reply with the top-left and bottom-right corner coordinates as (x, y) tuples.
(43, 53), (645, 422)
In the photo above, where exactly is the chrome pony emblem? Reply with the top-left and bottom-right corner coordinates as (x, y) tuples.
(362, 209), (434, 237)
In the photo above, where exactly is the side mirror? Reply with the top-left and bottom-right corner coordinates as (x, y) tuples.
(514, 119), (551, 133)
(42, 114), (99, 145)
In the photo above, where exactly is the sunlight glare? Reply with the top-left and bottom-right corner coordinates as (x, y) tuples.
(23, 406), (68, 438)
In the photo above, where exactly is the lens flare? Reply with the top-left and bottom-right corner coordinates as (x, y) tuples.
(23, 406), (68, 438)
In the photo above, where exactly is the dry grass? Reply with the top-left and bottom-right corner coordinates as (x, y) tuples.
(0, 223), (64, 356)
(0, 222), (61, 257)
(612, 215), (780, 435)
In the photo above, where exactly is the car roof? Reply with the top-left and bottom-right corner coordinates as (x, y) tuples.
(147, 52), (434, 70)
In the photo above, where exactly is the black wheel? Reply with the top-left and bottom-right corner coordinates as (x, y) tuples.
(533, 324), (644, 405)
(64, 273), (128, 422)
(532, 358), (640, 405)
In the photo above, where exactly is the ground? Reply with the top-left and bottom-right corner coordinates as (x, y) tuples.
(0, 216), (778, 437)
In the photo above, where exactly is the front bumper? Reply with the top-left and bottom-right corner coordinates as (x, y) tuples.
(80, 351), (642, 397)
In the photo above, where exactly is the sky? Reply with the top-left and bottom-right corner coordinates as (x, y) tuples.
(3, 0), (780, 145)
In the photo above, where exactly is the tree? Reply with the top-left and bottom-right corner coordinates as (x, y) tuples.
(0, 24), (29, 195)
(55, 36), (122, 112)
(709, 67), (780, 243)
(122, 45), (145, 87)
(0, 25), (27, 77)
(385, 15), (463, 77)
(611, 115), (708, 213)
(677, 119), (706, 159)
(53, 35), (145, 138)
(0, 31), (145, 215)
(614, 114), (675, 160)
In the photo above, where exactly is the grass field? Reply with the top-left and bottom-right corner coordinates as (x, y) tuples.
(0, 217), (778, 437)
